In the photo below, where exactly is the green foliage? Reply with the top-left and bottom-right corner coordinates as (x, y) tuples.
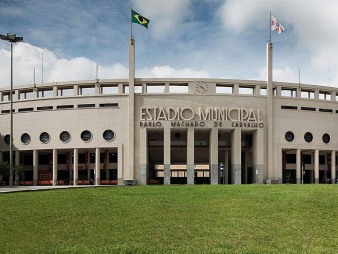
(0, 161), (10, 177)
(0, 185), (338, 253)
(0, 162), (25, 177)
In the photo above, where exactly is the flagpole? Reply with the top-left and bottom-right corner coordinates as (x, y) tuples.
(130, 7), (133, 39)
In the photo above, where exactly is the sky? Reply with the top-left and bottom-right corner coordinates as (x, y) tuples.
(0, 0), (338, 88)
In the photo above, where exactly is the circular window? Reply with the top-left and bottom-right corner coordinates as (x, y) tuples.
(60, 131), (71, 143)
(81, 130), (92, 142)
(285, 131), (294, 142)
(304, 132), (313, 143)
(4, 134), (10, 145)
(21, 133), (31, 144)
(40, 132), (50, 144)
(103, 130), (115, 141)
(322, 133), (330, 144)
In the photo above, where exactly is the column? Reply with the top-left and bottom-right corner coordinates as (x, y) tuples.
(224, 150), (229, 184)
(231, 128), (241, 184)
(52, 149), (58, 186)
(33, 150), (38, 186)
(118, 143), (123, 185)
(187, 128), (194, 185)
(253, 129), (264, 183)
(95, 148), (100, 185)
(210, 128), (218, 184)
(73, 148), (78, 186)
(314, 149), (319, 184)
(243, 151), (248, 184)
(164, 128), (171, 185)
(0, 151), (2, 184)
(296, 149), (301, 184)
(331, 150), (336, 184)
(15, 150), (20, 185)
(139, 128), (148, 185)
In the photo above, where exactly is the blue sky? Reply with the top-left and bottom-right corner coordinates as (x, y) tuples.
(0, 0), (337, 88)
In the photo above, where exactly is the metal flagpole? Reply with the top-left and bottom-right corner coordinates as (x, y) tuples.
(130, 7), (133, 39)
(41, 51), (44, 84)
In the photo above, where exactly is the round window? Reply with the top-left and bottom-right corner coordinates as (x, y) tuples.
(60, 131), (71, 143)
(322, 133), (330, 144)
(40, 132), (50, 144)
(4, 134), (10, 145)
(285, 131), (294, 142)
(81, 130), (92, 142)
(21, 133), (31, 144)
(103, 130), (115, 141)
(304, 132), (313, 143)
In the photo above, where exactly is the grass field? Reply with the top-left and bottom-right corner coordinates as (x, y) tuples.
(1, 185), (338, 253)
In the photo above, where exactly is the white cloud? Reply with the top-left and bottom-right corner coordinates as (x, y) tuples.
(137, 65), (209, 78)
(219, 0), (338, 83)
(258, 66), (298, 83)
(133, 0), (193, 39)
(0, 43), (209, 88)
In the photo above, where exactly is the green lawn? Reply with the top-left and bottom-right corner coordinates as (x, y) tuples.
(1, 185), (338, 253)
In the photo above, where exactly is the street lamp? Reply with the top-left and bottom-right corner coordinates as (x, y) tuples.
(0, 33), (23, 187)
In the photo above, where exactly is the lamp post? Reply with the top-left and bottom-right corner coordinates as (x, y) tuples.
(0, 33), (23, 187)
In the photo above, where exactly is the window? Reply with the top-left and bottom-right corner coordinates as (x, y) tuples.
(281, 106), (297, 110)
(239, 87), (254, 95)
(81, 130), (92, 142)
(103, 130), (115, 141)
(60, 131), (71, 143)
(40, 132), (50, 144)
(285, 131), (294, 142)
(57, 154), (68, 164)
(4, 134), (10, 145)
(303, 154), (312, 164)
(286, 154), (296, 164)
(109, 153), (118, 163)
(21, 133), (31, 144)
(99, 103), (118, 108)
(169, 84), (188, 93)
(146, 84), (165, 93)
(216, 85), (232, 94)
(322, 134), (330, 144)
(319, 155), (326, 165)
(304, 132), (313, 143)
(101, 85), (119, 94)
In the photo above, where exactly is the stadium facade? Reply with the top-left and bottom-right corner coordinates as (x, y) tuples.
(0, 40), (337, 186)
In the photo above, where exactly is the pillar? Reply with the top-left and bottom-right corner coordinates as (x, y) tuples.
(224, 150), (229, 184)
(118, 143), (124, 185)
(210, 128), (218, 184)
(253, 129), (264, 183)
(231, 128), (241, 184)
(73, 148), (78, 186)
(33, 150), (38, 186)
(296, 149), (301, 184)
(314, 149), (319, 184)
(15, 150), (20, 185)
(187, 128), (194, 185)
(139, 128), (148, 185)
(95, 148), (100, 185)
(52, 149), (57, 186)
(0, 151), (2, 184)
(331, 150), (336, 184)
(164, 127), (171, 185)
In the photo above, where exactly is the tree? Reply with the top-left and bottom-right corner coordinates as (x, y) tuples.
(0, 162), (25, 181)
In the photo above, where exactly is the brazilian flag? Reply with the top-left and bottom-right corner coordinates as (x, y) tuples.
(132, 9), (150, 28)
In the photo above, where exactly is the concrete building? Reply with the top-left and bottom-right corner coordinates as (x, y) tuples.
(0, 41), (337, 186)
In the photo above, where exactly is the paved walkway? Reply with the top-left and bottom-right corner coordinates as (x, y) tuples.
(0, 185), (114, 194)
